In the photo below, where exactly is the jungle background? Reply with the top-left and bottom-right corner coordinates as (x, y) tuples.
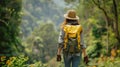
(0, 0), (120, 67)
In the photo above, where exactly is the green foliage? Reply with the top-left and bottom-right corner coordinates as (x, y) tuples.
(0, 0), (24, 56)
(28, 61), (47, 67)
(92, 26), (107, 38)
(87, 42), (102, 58)
(0, 55), (47, 67)
(88, 57), (120, 67)
(0, 0), (119, 66)
(23, 22), (59, 63)
(98, 59), (120, 67)
(21, 0), (63, 37)
(1, 55), (28, 67)
(64, 0), (76, 4)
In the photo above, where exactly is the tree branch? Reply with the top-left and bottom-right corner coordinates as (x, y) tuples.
(92, 0), (110, 23)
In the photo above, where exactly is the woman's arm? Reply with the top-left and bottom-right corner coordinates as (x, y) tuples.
(57, 47), (62, 55)
(82, 48), (87, 57)
(56, 29), (65, 61)
(57, 29), (65, 55)
(80, 31), (89, 64)
(80, 31), (87, 57)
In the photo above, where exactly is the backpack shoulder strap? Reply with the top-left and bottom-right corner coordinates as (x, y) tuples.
(77, 25), (83, 50)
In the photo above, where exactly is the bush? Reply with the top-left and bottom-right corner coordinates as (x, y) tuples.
(87, 57), (120, 67)
(0, 55), (47, 67)
(28, 62), (47, 67)
(2, 55), (28, 67)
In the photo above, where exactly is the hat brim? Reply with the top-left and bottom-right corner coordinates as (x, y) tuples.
(64, 14), (79, 20)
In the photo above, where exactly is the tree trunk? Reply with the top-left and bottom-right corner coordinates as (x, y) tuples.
(112, 0), (120, 47)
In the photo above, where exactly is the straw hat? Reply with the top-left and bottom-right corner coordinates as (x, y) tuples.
(64, 10), (79, 20)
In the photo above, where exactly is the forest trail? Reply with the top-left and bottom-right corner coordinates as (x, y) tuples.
(47, 57), (61, 67)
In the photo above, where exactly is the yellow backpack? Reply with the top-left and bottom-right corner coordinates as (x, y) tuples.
(63, 25), (82, 53)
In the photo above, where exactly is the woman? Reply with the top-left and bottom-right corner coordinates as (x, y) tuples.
(56, 10), (88, 67)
